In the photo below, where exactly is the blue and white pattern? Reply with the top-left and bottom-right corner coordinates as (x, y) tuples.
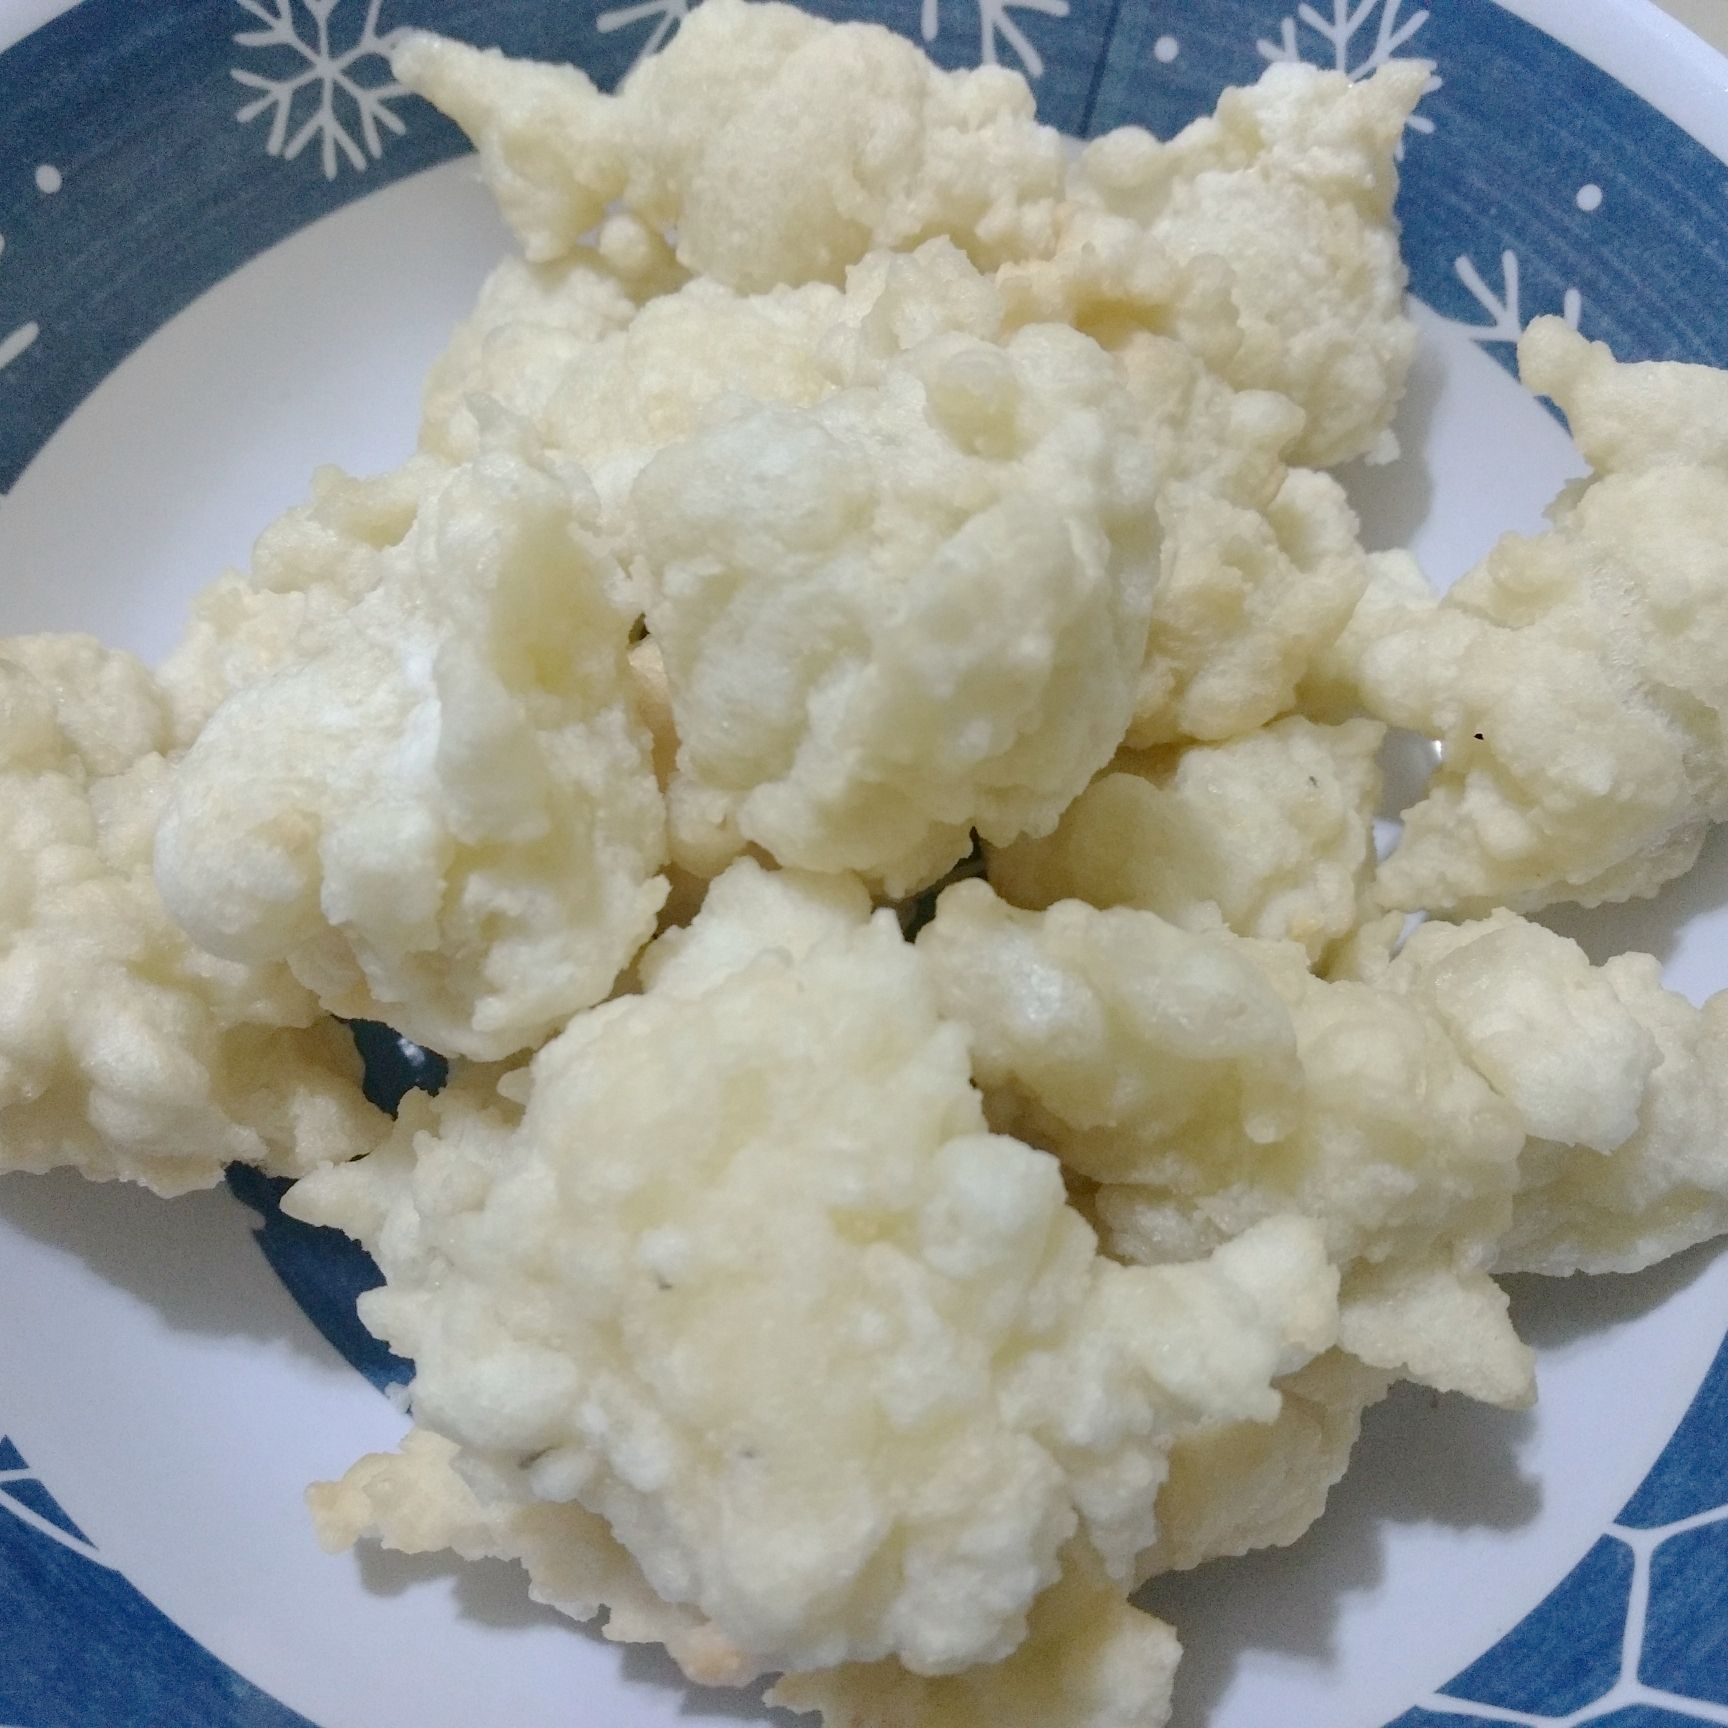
(1441, 249), (1584, 346)
(1391, 1325), (1728, 1728)
(0, 241), (35, 378)
(598, 0), (695, 65)
(0, 1436), (317, 1727)
(230, 0), (410, 178)
(1257, 0), (1442, 148)
(920, 0), (1074, 78)
(222, 1021), (438, 1401)
(3, 0), (1728, 1722)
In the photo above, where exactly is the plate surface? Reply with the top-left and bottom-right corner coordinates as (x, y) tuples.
(3, 3), (1728, 1726)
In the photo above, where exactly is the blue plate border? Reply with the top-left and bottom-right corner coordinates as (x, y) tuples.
(4, 1), (1728, 1723)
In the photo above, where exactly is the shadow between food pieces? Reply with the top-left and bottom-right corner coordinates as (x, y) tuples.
(1138, 1380), (1539, 1726)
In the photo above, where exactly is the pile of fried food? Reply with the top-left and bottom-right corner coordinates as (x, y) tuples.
(7, 4), (1728, 1721)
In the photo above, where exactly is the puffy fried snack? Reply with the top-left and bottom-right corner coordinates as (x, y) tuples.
(155, 436), (667, 1062)
(1071, 60), (1426, 467)
(919, 881), (1524, 1284)
(989, 715), (1383, 962)
(1375, 912), (1728, 1276)
(404, 13), (1406, 756)
(1139, 1351), (1392, 1576)
(22, 6), (1728, 1724)
(632, 324), (1161, 894)
(1013, 316), (1368, 746)
(1363, 320), (1728, 915)
(418, 239), (1163, 894)
(918, 882), (1535, 1406)
(289, 862), (1337, 1689)
(406, 0), (1409, 765)
(421, 237), (1003, 532)
(160, 456), (448, 745)
(394, 0), (1068, 288)
(924, 882), (1728, 1398)
(0, 636), (377, 1194)
(402, 4), (1418, 469)
(427, 226), (1371, 771)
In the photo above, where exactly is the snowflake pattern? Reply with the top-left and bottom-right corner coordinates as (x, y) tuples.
(595, 0), (1072, 78)
(0, 1451), (111, 1570)
(1443, 249), (1583, 345)
(597, 0), (694, 64)
(1258, 0), (1441, 148)
(0, 234), (38, 379)
(1417, 1513), (1728, 1726)
(922, 0), (1072, 79)
(230, 0), (409, 179)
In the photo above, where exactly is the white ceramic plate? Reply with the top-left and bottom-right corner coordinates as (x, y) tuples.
(3, 3), (1728, 1725)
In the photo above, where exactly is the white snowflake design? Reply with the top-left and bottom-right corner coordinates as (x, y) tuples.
(598, 0), (694, 64)
(1417, 1513), (1728, 1727)
(0, 1459), (112, 1571)
(597, 0), (1070, 79)
(0, 234), (38, 379)
(1258, 0), (1441, 148)
(231, 0), (410, 179)
(922, 0), (1072, 79)
(1443, 249), (1582, 345)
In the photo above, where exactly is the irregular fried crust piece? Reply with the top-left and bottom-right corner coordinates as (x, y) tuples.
(919, 882), (1523, 1276)
(394, 0), (1067, 290)
(1002, 239), (1372, 743)
(1381, 913), (1662, 1156)
(419, 221), (686, 465)
(424, 238), (1006, 547)
(1139, 1352), (1391, 1576)
(989, 716), (1383, 963)
(1131, 459), (1367, 747)
(402, 12), (1415, 470)
(288, 863), (1335, 1679)
(1384, 912), (1728, 1277)
(1075, 62), (1426, 467)
(1365, 320), (1728, 916)
(0, 637), (377, 1195)
(1001, 231), (1373, 745)
(1299, 549), (1436, 722)
(1337, 1259), (1533, 1409)
(768, 1548), (1182, 1728)
(311, 1424), (757, 1688)
(632, 325), (1161, 895)
(429, 224), (1354, 759)
(160, 457), (446, 746)
(1116, 344), (1365, 748)
(156, 435), (667, 1062)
